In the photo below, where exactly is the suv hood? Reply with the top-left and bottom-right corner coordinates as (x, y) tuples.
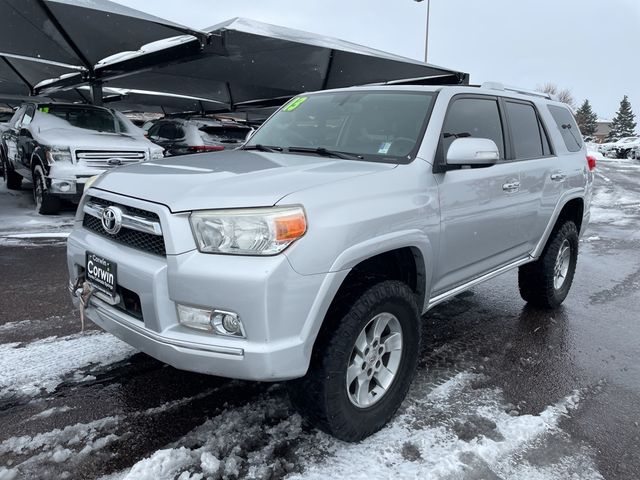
(93, 150), (396, 212)
(36, 128), (152, 150)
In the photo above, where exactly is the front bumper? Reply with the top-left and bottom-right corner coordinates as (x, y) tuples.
(67, 225), (345, 381)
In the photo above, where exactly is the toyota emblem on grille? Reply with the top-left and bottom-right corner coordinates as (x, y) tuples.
(108, 158), (123, 166)
(101, 206), (123, 235)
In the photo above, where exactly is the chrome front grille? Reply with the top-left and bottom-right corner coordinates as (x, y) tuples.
(82, 196), (166, 256)
(76, 150), (146, 168)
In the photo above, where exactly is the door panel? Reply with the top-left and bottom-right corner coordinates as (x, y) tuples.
(432, 164), (528, 294)
(432, 95), (529, 294)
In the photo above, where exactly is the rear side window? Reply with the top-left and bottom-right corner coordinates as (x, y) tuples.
(199, 126), (251, 144)
(151, 123), (184, 140)
(442, 97), (505, 159)
(548, 105), (582, 152)
(505, 101), (547, 159)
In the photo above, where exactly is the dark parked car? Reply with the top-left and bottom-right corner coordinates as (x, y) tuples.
(0, 102), (163, 214)
(147, 117), (253, 156)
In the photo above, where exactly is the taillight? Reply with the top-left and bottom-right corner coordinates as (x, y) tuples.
(586, 155), (597, 171)
(188, 145), (225, 153)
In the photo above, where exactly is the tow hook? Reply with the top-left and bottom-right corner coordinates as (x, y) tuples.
(73, 277), (93, 332)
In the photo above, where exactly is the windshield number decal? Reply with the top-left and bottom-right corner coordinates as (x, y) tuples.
(283, 96), (308, 112)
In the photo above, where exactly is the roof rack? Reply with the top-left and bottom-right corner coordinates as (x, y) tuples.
(480, 82), (552, 100)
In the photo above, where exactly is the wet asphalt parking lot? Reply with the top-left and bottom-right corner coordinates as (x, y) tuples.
(0, 156), (638, 479)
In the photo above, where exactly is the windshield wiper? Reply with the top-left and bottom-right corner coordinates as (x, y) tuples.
(242, 144), (283, 153)
(287, 147), (363, 160)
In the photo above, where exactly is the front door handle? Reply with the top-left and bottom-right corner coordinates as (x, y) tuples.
(502, 181), (520, 192)
(550, 172), (567, 182)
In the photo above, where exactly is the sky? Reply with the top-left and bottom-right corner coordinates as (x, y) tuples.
(114, 0), (640, 120)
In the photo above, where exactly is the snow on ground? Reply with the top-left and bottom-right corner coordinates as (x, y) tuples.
(0, 416), (122, 480)
(95, 373), (601, 480)
(590, 156), (640, 228)
(0, 182), (74, 242)
(0, 332), (135, 399)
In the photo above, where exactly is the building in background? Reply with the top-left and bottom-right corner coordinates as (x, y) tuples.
(594, 119), (613, 142)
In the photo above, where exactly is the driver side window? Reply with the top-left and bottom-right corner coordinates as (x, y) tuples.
(21, 105), (36, 128)
(442, 97), (505, 159)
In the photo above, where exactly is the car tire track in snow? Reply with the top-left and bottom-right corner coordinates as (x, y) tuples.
(0, 332), (135, 402)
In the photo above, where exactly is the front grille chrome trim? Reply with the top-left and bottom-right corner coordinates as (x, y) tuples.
(84, 202), (162, 236)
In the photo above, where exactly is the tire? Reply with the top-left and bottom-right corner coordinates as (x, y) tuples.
(33, 165), (61, 215)
(288, 280), (421, 442)
(518, 221), (579, 309)
(2, 153), (22, 190)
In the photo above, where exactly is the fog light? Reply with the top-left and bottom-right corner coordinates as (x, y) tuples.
(50, 179), (77, 194)
(177, 304), (213, 331)
(212, 310), (245, 338)
(177, 305), (245, 337)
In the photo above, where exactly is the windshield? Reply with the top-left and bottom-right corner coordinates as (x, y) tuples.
(35, 105), (122, 133)
(246, 91), (436, 163)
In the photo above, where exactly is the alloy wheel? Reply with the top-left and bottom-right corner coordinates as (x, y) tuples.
(553, 239), (571, 290)
(346, 312), (403, 408)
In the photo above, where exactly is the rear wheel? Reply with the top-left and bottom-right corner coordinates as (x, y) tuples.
(2, 153), (22, 190)
(33, 165), (60, 215)
(288, 280), (421, 442)
(518, 221), (579, 309)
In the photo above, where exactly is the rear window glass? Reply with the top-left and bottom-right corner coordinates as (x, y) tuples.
(151, 123), (185, 140)
(506, 102), (545, 159)
(548, 105), (582, 152)
(200, 126), (251, 144)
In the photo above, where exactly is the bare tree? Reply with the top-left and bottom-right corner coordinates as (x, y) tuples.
(536, 83), (576, 109)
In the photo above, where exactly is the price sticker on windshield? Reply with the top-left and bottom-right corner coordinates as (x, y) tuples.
(283, 96), (308, 112)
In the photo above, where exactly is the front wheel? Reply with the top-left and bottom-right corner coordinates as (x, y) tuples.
(518, 221), (579, 309)
(288, 280), (421, 442)
(33, 165), (61, 215)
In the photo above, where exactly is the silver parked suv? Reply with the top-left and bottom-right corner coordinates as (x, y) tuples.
(67, 83), (594, 441)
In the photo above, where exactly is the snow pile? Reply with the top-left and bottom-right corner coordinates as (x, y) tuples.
(293, 373), (601, 480)
(0, 183), (74, 240)
(0, 417), (122, 478)
(118, 394), (304, 480)
(28, 406), (74, 421)
(106, 373), (601, 480)
(0, 332), (135, 399)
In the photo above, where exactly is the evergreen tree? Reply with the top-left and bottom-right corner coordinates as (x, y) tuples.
(608, 95), (637, 140)
(575, 100), (598, 137)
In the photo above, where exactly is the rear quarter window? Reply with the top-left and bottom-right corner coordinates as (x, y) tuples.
(548, 105), (582, 152)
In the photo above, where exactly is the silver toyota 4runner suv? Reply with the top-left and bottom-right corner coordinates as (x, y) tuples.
(67, 83), (594, 441)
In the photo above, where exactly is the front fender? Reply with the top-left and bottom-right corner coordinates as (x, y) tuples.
(328, 229), (434, 313)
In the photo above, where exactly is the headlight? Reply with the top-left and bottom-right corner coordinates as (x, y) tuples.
(150, 148), (164, 160)
(190, 206), (307, 255)
(45, 147), (72, 164)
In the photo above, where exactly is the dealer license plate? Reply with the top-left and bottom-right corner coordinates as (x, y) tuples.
(85, 252), (117, 297)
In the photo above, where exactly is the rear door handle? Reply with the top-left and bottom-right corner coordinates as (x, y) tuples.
(550, 172), (567, 182)
(502, 181), (520, 192)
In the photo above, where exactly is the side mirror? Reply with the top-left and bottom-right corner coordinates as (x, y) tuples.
(446, 137), (499, 167)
